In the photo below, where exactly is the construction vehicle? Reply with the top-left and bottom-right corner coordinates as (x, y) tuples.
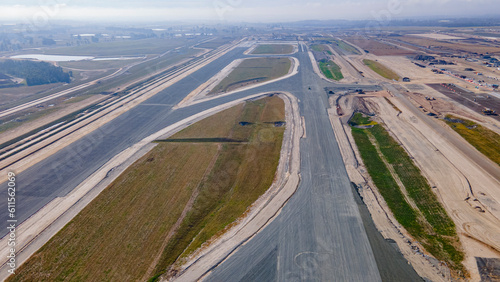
(483, 108), (497, 115)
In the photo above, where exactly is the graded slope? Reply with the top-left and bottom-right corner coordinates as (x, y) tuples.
(250, 44), (294, 55)
(209, 57), (291, 94)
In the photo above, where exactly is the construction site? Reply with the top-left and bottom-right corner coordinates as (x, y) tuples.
(1, 17), (500, 282)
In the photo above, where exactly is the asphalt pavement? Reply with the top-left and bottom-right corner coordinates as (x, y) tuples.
(0, 43), (421, 281)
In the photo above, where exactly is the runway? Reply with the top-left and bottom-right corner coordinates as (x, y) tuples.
(1, 42), (421, 281)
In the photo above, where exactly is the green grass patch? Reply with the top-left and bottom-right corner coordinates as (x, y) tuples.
(42, 37), (193, 56)
(444, 115), (500, 165)
(332, 39), (362, 55)
(319, 60), (344, 81)
(363, 59), (400, 81)
(350, 116), (465, 276)
(311, 44), (332, 55)
(210, 57), (291, 94)
(251, 44), (294, 55)
(9, 96), (286, 282)
(349, 112), (376, 126)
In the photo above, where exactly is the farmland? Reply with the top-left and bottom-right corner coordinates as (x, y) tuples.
(9, 96), (285, 282)
(350, 113), (465, 276)
(210, 57), (292, 94)
(251, 44), (294, 55)
(363, 59), (400, 81)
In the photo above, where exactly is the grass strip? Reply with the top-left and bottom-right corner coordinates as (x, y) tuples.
(350, 113), (465, 276)
(444, 115), (500, 165)
(363, 59), (400, 81)
(251, 44), (294, 55)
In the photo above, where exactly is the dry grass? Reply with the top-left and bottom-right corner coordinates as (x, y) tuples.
(363, 59), (400, 81)
(9, 143), (218, 282)
(9, 96), (285, 282)
(399, 36), (500, 54)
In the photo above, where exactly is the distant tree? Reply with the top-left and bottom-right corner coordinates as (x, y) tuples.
(42, 38), (56, 45)
(0, 60), (71, 86)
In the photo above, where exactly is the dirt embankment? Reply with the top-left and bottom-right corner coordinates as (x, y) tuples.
(329, 90), (500, 281)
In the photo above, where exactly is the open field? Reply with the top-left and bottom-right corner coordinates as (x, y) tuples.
(250, 44), (294, 55)
(410, 34), (466, 40)
(319, 60), (344, 81)
(57, 58), (144, 70)
(311, 44), (332, 54)
(363, 59), (400, 81)
(8, 96), (285, 282)
(209, 57), (291, 94)
(444, 115), (500, 165)
(350, 113), (465, 276)
(25, 37), (195, 56)
(196, 38), (234, 49)
(342, 37), (415, 56)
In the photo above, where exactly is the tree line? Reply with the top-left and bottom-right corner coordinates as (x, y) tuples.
(0, 59), (71, 86)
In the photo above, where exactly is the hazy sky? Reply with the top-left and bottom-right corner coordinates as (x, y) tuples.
(0, 0), (499, 23)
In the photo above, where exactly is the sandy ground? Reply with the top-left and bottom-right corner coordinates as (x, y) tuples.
(328, 94), (450, 282)
(0, 91), (293, 281)
(325, 45), (362, 83)
(375, 56), (455, 84)
(0, 94), (106, 145)
(308, 50), (330, 81)
(0, 67), (125, 119)
(409, 34), (466, 40)
(402, 89), (500, 136)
